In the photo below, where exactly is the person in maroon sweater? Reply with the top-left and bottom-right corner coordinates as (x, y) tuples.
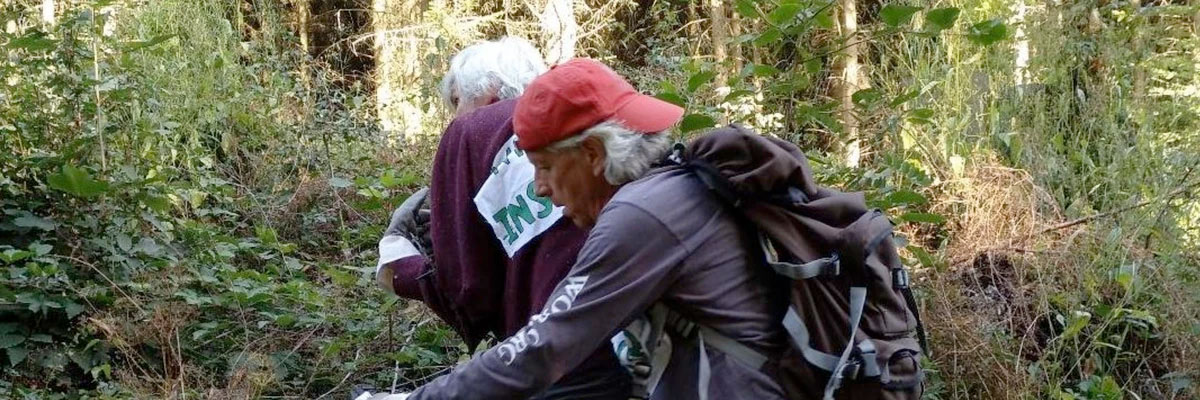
(371, 38), (630, 399)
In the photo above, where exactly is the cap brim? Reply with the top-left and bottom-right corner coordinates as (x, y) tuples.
(612, 94), (685, 134)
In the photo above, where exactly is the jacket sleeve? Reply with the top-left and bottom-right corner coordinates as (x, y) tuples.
(407, 202), (690, 400)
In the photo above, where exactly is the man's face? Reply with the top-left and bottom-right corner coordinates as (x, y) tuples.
(451, 86), (500, 117)
(528, 137), (616, 228)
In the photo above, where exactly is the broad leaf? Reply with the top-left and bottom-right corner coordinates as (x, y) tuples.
(883, 189), (927, 207)
(0, 334), (25, 349)
(754, 28), (783, 46)
(880, 5), (921, 27)
(13, 214), (56, 231)
(967, 19), (1008, 45)
(680, 114), (717, 133)
(687, 71), (717, 93)
(7, 346), (28, 367)
(655, 92), (687, 107)
(47, 165), (109, 198)
(328, 177), (353, 188)
(767, 3), (804, 26)
(735, 0), (758, 18)
(924, 8), (960, 33)
(852, 88), (883, 109)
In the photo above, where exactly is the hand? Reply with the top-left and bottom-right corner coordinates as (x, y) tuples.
(385, 187), (431, 239)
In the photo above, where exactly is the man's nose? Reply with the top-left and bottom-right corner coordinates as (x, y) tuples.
(533, 179), (551, 198)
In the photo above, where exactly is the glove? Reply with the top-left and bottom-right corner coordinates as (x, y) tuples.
(385, 187), (431, 239)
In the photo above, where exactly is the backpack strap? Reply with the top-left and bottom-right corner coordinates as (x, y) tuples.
(649, 304), (769, 400)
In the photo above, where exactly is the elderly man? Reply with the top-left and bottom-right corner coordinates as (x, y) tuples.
(371, 41), (630, 399)
(398, 59), (790, 400)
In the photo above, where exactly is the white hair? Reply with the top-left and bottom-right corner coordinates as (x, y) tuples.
(439, 36), (547, 108)
(547, 121), (673, 186)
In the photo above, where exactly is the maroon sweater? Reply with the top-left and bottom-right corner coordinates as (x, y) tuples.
(384, 99), (618, 375)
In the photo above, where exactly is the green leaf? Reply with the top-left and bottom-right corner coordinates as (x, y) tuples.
(679, 114), (717, 133)
(924, 7), (960, 32)
(0, 334), (25, 349)
(6, 31), (57, 51)
(767, 3), (804, 26)
(7, 346), (29, 367)
(655, 92), (687, 107)
(907, 246), (939, 271)
(883, 190), (927, 207)
(13, 214), (56, 231)
(813, 7), (835, 29)
(754, 28), (783, 46)
(735, 0), (758, 18)
(749, 63), (781, 77)
(0, 249), (32, 264)
(28, 334), (52, 343)
(1061, 310), (1092, 339)
(899, 212), (946, 224)
(967, 19), (1008, 45)
(328, 177), (353, 188)
(890, 89), (920, 107)
(879, 5), (921, 27)
(47, 165), (109, 198)
(851, 88), (883, 109)
(140, 194), (171, 212)
(121, 34), (176, 52)
(29, 243), (52, 256)
(64, 302), (85, 319)
(909, 108), (935, 119)
(687, 71), (717, 93)
(724, 90), (755, 102)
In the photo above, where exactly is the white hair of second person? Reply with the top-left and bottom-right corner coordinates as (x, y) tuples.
(439, 37), (546, 108)
(547, 121), (673, 186)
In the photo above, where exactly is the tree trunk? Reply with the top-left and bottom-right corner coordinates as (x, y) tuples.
(297, 0), (312, 98)
(708, 0), (728, 82)
(1013, 0), (1030, 91)
(540, 0), (577, 65)
(836, 0), (861, 167)
(1130, 0), (1144, 102)
(41, 0), (55, 25)
(730, 11), (743, 75)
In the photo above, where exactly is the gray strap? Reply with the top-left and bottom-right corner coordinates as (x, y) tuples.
(783, 307), (841, 370)
(822, 286), (868, 400)
(698, 331), (710, 400)
(696, 325), (767, 369)
(760, 231), (840, 280)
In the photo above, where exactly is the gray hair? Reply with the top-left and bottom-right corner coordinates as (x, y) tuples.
(548, 121), (673, 185)
(439, 36), (547, 108)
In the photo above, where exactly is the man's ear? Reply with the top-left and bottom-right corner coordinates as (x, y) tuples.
(580, 136), (607, 177)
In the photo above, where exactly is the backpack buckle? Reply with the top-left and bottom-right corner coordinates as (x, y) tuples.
(892, 269), (910, 289)
(823, 253), (841, 277)
(838, 359), (863, 380)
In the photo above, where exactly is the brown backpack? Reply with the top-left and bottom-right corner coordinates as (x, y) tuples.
(668, 125), (929, 400)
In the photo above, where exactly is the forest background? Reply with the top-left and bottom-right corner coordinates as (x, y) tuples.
(2, 0), (1199, 399)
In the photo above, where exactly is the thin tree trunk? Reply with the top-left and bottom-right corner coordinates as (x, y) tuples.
(709, 0), (728, 82)
(298, 0), (312, 101)
(41, 0), (55, 25)
(836, 0), (861, 167)
(540, 0), (577, 65)
(373, 0), (396, 134)
(688, 1), (702, 55)
(1131, 0), (1144, 102)
(1013, 0), (1030, 91)
(731, 11), (743, 74)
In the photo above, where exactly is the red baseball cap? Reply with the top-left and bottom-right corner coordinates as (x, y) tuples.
(513, 58), (684, 151)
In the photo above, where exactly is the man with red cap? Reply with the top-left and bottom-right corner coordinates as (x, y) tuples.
(400, 58), (789, 400)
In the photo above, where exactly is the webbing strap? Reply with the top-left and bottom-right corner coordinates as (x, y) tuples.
(697, 331), (710, 400)
(823, 286), (868, 400)
(760, 231), (841, 280)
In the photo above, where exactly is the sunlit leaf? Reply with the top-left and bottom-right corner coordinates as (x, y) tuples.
(967, 19), (1008, 45)
(687, 71), (717, 93)
(680, 114), (717, 133)
(328, 177), (353, 188)
(883, 189), (927, 207)
(891, 89), (920, 107)
(735, 0), (758, 18)
(924, 7), (960, 33)
(47, 165), (109, 198)
(767, 3), (804, 26)
(724, 90), (755, 102)
(655, 92), (687, 107)
(880, 5), (921, 27)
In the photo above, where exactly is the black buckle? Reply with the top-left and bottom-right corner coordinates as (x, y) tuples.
(839, 359), (863, 380)
(823, 253), (842, 277)
(893, 269), (910, 289)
